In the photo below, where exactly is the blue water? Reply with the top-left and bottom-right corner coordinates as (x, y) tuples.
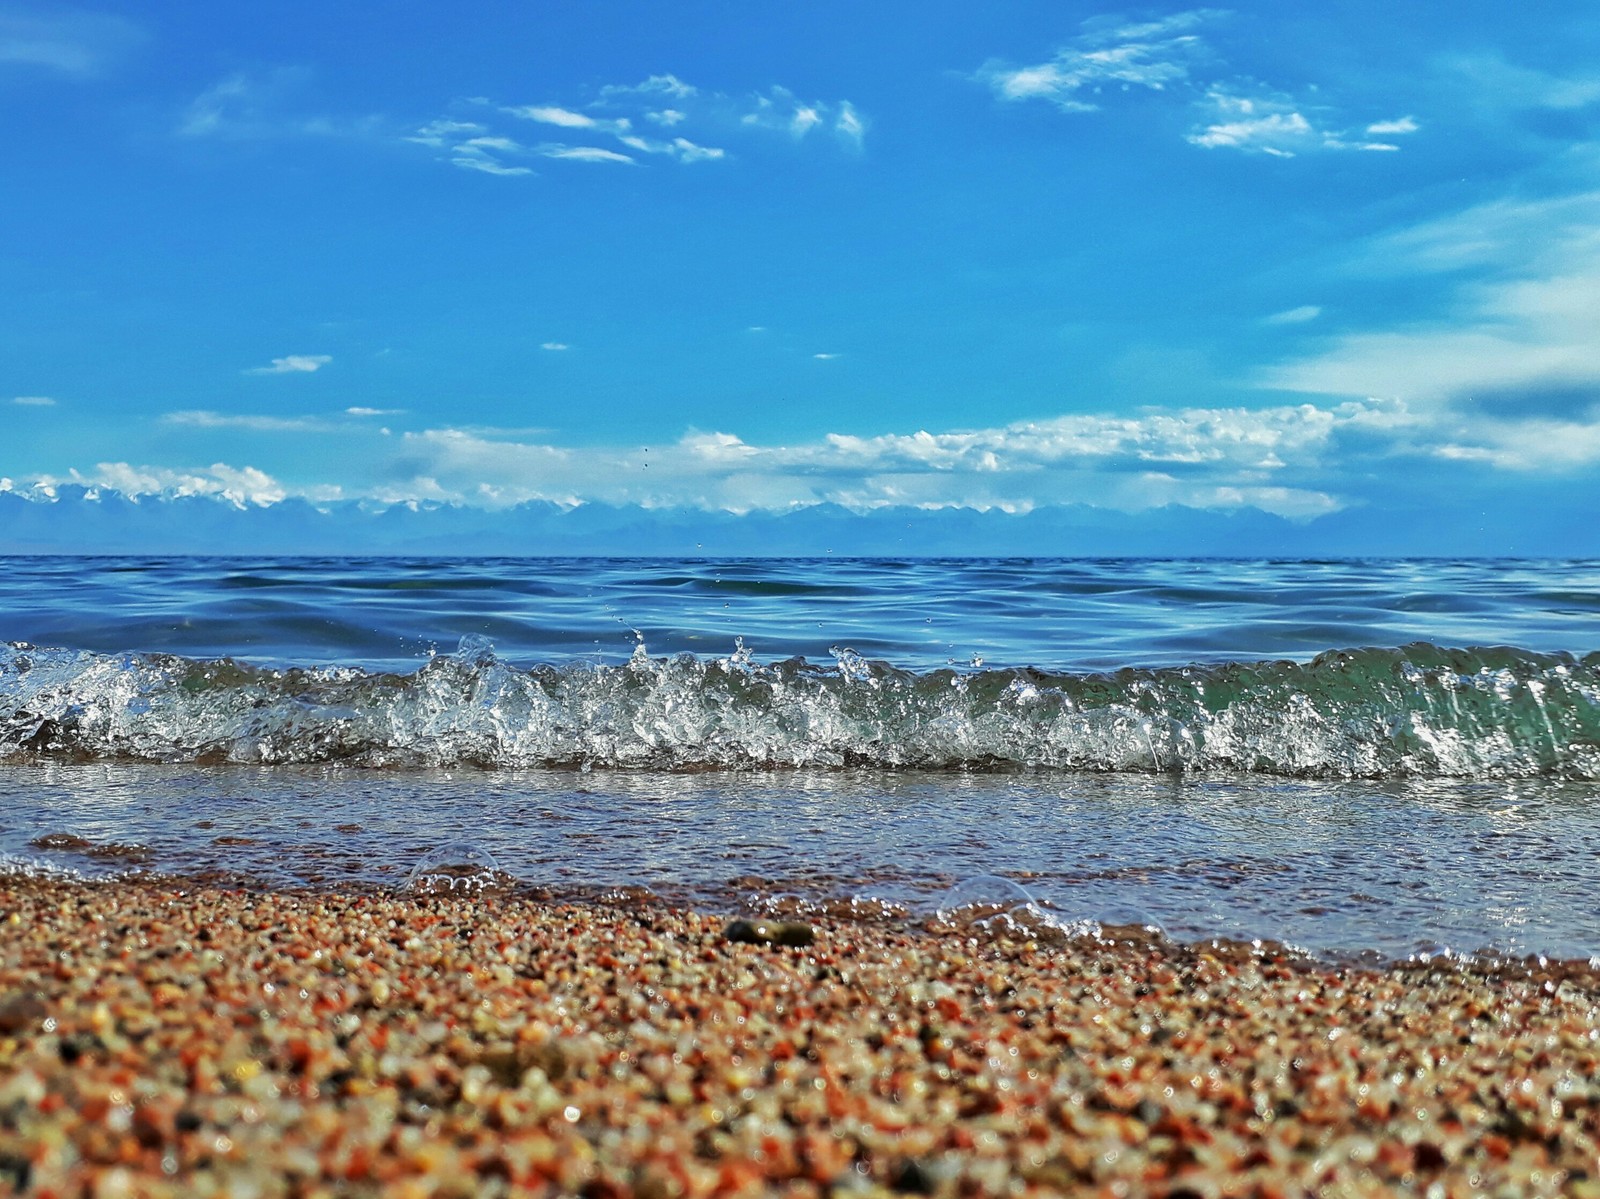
(3, 555), (1597, 671)
(3, 555), (1600, 961)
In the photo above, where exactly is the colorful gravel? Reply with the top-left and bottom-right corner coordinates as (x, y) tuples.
(2, 876), (1599, 1197)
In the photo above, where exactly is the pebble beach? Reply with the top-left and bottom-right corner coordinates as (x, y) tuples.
(3, 878), (1599, 1197)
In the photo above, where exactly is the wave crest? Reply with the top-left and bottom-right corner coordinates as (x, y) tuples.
(3, 637), (1599, 777)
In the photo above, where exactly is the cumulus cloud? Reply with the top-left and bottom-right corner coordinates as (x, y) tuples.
(27, 462), (297, 508)
(11, 395), (55, 406)
(28, 389), (1595, 518)
(245, 354), (331, 375)
(739, 88), (866, 148)
(350, 398), (1422, 518)
(1366, 116), (1419, 135)
(1187, 89), (1407, 156)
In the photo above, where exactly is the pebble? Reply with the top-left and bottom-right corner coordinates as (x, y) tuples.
(1, 875), (1598, 1196)
(723, 918), (817, 948)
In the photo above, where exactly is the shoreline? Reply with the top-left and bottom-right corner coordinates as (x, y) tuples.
(2, 877), (1598, 1196)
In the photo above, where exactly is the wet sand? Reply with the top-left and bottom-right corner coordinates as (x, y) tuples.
(1, 876), (1598, 1197)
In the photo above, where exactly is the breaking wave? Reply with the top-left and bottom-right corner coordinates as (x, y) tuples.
(3, 637), (1600, 777)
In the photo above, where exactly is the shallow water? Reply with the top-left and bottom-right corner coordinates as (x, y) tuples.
(4, 763), (1598, 963)
(3, 555), (1599, 962)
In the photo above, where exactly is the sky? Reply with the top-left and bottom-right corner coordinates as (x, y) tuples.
(6, 2), (1600, 551)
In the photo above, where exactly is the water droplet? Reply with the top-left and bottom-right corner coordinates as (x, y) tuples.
(405, 840), (502, 895)
(935, 874), (1066, 939)
(749, 891), (812, 919)
(1093, 903), (1165, 945)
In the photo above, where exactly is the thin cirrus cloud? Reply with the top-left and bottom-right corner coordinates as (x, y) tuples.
(0, 7), (143, 76)
(12, 395), (57, 406)
(245, 354), (331, 376)
(179, 70), (384, 141)
(978, 10), (1419, 157)
(976, 9), (1217, 110)
(1260, 175), (1600, 472)
(410, 75), (861, 178)
(1266, 305), (1322, 325)
(163, 410), (349, 433)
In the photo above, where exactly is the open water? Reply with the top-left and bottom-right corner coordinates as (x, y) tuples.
(3, 555), (1599, 962)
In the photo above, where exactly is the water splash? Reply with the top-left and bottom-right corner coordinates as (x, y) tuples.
(4, 637), (1600, 777)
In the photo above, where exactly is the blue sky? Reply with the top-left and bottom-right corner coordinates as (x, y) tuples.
(6, 2), (1600, 547)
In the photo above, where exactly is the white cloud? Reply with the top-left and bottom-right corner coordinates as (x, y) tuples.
(346, 406), (403, 416)
(31, 462), (295, 507)
(12, 395), (55, 406)
(504, 105), (630, 136)
(737, 87), (868, 149)
(669, 136), (724, 162)
(813, 353), (840, 360)
(38, 389), (1598, 517)
(1366, 116), (1419, 135)
(619, 133), (726, 162)
(1188, 94), (1314, 156)
(598, 74), (698, 102)
(352, 397), (1420, 517)
(978, 10), (1216, 110)
(1267, 305), (1322, 325)
(836, 102), (866, 149)
(983, 16), (1414, 158)
(452, 151), (532, 176)
(164, 410), (346, 433)
(538, 144), (634, 165)
(541, 342), (569, 351)
(414, 75), (860, 180)
(1187, 90), (1400, 157)
(245, 354), (331, 375)
(1264, 190), (1600, 410)
(406, 118), (485, 147)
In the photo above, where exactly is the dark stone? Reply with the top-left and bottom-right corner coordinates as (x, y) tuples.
(723, 919), (816, 948)
(890, 1158), (936, 1194)
(0, 993), (46, 1035)
(0, 1153), (30, 1191)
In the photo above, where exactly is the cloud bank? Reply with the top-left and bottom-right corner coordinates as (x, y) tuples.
(21, 387), (1591, 521)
